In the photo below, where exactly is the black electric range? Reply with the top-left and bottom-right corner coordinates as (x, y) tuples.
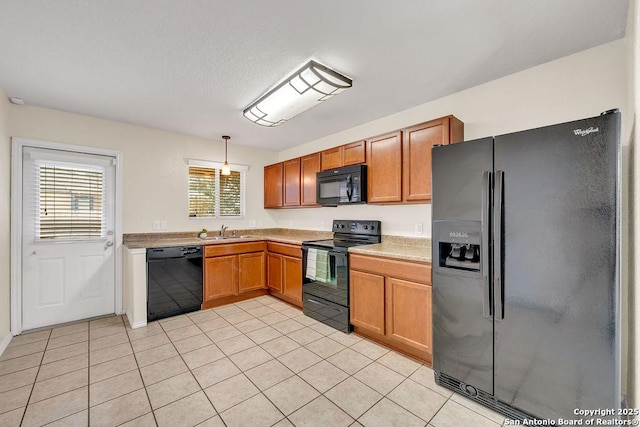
(301, 220), (381, 333)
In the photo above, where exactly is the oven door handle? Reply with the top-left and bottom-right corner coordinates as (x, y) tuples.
(306, 298), (326, 306)
(302, 247), (343, 258)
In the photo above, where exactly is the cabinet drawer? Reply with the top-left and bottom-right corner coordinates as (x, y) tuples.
(205, 242), (265, 257)
(350, 254), (431, 284)
(267, 242), (301, 258)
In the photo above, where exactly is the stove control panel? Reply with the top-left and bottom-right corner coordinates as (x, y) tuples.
(333, 220), (382, 236)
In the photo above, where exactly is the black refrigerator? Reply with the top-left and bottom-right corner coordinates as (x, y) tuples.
(431, 111), (621, 421)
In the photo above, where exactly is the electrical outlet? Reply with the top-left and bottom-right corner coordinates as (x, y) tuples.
(257, 220), (263, 227)
(152, 220), (161, 231)
(320, 221), (325, 230)
(160, 221), (168, 230)
(249, 220), (257, 228)
(415, 223), (423, 234)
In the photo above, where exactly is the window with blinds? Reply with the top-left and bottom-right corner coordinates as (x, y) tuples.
(37, 164), (105, 239)
(189, 167), (216, 217)
(188, 166), (244, 218)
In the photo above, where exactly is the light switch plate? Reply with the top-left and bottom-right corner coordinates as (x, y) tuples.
(160, 221), (168, 230)
(415, 223), (423, 234)
(152, 220), (161, 231)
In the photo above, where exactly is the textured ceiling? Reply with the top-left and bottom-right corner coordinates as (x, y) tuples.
(0, 0), (628, 151)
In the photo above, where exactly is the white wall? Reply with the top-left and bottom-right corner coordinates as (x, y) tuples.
(8, 107), (279, 233)
(0, 87), (11, 343)
(274, 39), (629, 238)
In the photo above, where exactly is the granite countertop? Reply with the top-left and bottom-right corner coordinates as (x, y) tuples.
(124, 229), (432, 263)
(123, 229), (332, 249)
(348, 235), (432, 263)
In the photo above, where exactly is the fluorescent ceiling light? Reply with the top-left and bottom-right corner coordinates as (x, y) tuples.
(243, 60), (352, 127)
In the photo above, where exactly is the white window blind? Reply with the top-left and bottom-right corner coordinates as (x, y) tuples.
(219, 171), (242, 216)
(189, 167), (216, 217)
(188, 163), (246, 218)
(36, 163), (105, 239)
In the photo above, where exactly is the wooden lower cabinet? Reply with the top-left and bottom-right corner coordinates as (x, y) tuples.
(386, 277), (432, 354)
(349, 254), (432, 364)
(204, 255), (237, 301)
(349, 270), (385, 335)
(202, 242), (267, 308)
(267, 253), (283, 293)
(282, 256), (302, 304)
(238, 252), (265, 293)
(267, 242), (303, 307)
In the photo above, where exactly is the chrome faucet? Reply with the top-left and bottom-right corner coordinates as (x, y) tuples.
(220, 224), (228, 237)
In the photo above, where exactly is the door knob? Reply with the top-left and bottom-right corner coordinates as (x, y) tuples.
(104, 241), (114, 250)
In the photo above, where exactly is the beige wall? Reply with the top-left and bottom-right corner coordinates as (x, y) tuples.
(8, 107), (279, 234)
(0, 87), (11, 342)
(274, 39), (629, 238)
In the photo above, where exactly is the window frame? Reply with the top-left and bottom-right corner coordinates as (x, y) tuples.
(187, 159), (248, 220)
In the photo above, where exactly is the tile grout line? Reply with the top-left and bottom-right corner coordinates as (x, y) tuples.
(126, 316), (161, 426)
(200, 298), (300, 423)
(208, 300), (292, 426)
(214, 299), (360, 424)
(19, 328), (51, 426)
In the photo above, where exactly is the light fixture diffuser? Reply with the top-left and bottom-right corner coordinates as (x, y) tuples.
(243, 60), (352, 127)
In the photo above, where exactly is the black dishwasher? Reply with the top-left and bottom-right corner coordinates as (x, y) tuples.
(147, 246), (203, 321)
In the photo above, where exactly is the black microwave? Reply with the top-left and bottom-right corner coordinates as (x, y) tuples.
(316, 164), (367, 206)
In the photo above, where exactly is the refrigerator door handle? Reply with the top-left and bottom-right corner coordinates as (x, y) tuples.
(482, 170), (492, 319)
(494, 170), (505, 321)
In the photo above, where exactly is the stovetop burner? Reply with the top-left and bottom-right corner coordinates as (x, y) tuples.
(302, 220), (382, 251)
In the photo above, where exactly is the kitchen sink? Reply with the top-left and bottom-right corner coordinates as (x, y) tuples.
(200, 235), (257, 240)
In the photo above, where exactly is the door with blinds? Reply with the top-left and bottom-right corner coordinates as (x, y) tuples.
(22, 147), (116, 330)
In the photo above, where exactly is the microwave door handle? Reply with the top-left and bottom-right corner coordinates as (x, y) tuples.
(346, 175), (353, 201)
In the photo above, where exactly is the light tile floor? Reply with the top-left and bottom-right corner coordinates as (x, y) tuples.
(0, 296), (507, 427)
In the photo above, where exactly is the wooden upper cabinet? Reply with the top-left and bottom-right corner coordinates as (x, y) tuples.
(321, 142), (365, 171)
(350, 270), (386, 335)
(300, 153), (321, 206)
(321, 147), (342, 171)
(402, 116), (464, 202)
(264, 163), (283, 208)
(265, 115), (462, 208)
(283, 158), (301, 207)
(342, 140), (366, 166)
(386, 277), (432, 353)
(238, 252), (266, 293)
(367, 131), (403, 203)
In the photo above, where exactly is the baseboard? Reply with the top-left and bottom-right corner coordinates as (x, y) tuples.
(0, 332), (13, 357)
(126, 310), (147, 329)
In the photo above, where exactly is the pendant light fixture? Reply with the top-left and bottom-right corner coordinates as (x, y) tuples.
(221, 135), (231, 175)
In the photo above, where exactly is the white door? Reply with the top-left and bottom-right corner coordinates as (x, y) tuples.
(21, 147), (116, 330)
